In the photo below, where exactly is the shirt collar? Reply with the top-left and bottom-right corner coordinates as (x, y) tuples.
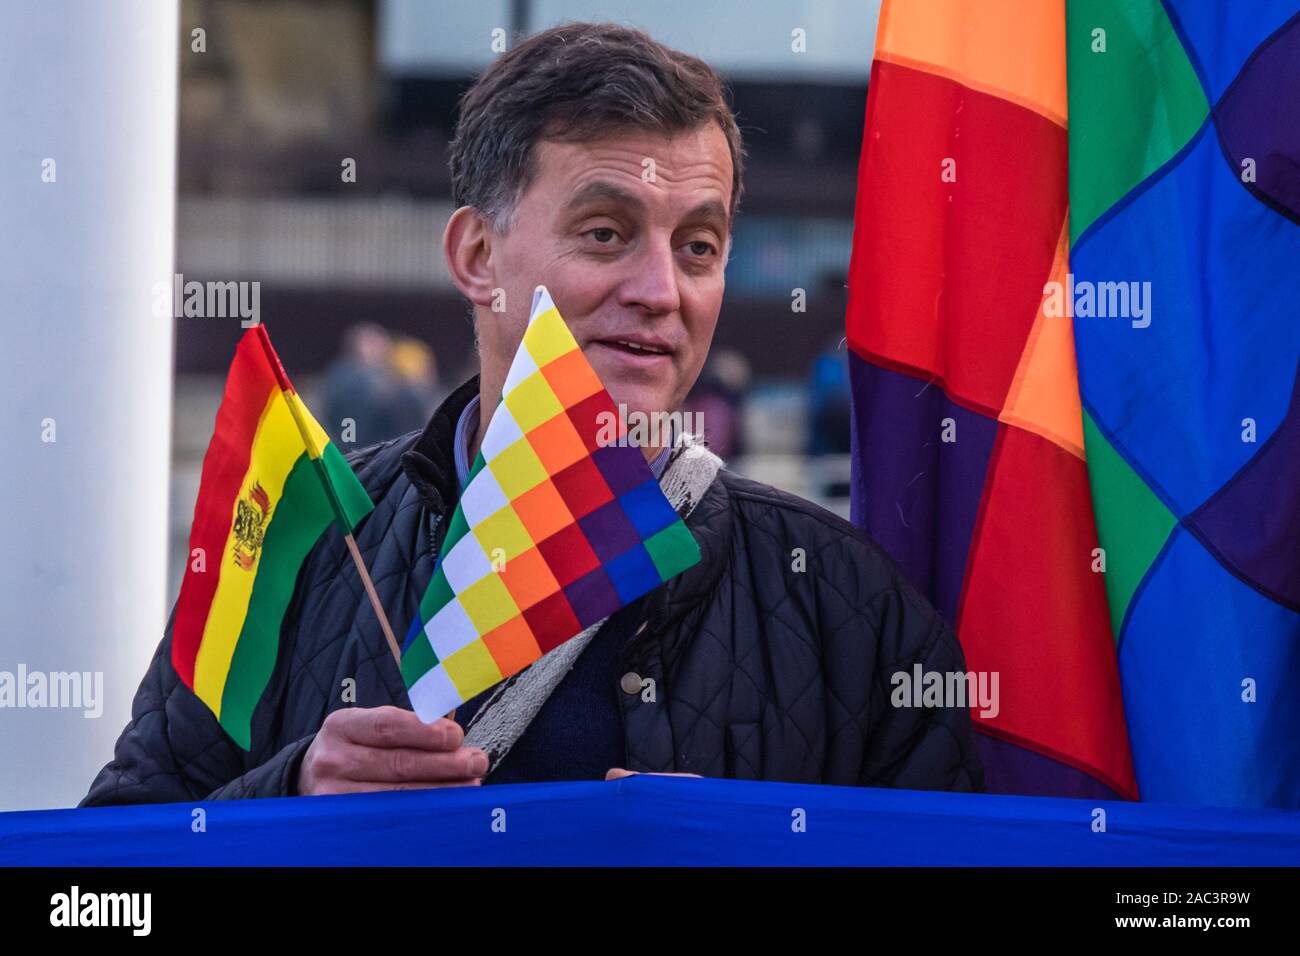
(453, 394), (672, 490)
(452, 394), (482, 490)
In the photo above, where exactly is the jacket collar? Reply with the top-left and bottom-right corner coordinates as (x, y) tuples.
(399, 373), (481, 515)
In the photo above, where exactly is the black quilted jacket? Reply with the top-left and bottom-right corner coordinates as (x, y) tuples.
(82, 376), (983, 805)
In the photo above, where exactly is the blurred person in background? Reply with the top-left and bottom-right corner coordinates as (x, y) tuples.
(806, 337), (854, 502)
(322, 322), (398, 446)
(808, 337), (852, 457)
(683, 347), (750, 460)
(388, 336), (443, 437)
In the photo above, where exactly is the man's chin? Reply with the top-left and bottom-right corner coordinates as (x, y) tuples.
(603, 385), (670, 418)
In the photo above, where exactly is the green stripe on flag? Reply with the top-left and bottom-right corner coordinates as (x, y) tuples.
(419, 564), (454, 625)
(219, 453), (335, 749)
(320, 441), (374, 531)
(442, 505), (470, 554)
(644, 521), (700, 582)
(1082, 412), (1178, 643)
(1066, 0), (1207, 243)
(400, 631), (439, 687)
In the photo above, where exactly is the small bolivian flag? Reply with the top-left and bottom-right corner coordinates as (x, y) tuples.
(401, 287), (701, 722)
(172, 325), (374, 749)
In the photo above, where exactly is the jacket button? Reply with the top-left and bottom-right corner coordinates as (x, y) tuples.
(620, 671), (643, 695)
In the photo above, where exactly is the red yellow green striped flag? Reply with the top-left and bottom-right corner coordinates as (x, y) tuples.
(172, 325), (374, 749)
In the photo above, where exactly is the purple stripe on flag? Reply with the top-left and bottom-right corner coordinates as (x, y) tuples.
(976, 734), (1125, 801)
(1213, 12), (1300, 223)
(1187, 361), (1300, 610)
(564, 565), (622, 628)
(848, 352), (998, 628)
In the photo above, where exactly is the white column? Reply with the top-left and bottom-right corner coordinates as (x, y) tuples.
(0, 1), (177, 810)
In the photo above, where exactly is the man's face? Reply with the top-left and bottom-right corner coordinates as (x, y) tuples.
(476, 124), (733, 446)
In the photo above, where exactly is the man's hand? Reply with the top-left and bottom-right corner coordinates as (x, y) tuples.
(605, 768), (702, 780)
(297, 706), (488, 795)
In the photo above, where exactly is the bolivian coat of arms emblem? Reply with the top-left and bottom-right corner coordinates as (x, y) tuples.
(232, 481), (270, 571)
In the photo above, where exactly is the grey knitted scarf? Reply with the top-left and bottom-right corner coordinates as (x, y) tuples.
(462, 434), (723, 775)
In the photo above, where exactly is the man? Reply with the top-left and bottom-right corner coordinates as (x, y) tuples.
(82, 22), (983, 804)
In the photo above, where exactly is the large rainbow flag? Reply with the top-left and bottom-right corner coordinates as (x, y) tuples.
(849, 0), (1300, 807)
(173, 326), (374, 749)
(1068, 0), (1300, 807)
(400, 287), (700, 721)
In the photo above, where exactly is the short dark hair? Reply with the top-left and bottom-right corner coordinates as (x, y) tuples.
(448, 22), (745, 230)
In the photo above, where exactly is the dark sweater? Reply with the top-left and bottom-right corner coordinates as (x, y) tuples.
(451, 605), (635, 783)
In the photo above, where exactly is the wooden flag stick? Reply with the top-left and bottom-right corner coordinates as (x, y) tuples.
(342, 532), (401, 667)
(340, 531), (455, 723)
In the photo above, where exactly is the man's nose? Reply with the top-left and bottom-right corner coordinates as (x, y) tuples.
(618, 238), (681, 316)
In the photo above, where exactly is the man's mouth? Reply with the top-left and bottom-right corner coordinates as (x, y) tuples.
(604, 339), (669, 355)
(587, 336), (675, 367)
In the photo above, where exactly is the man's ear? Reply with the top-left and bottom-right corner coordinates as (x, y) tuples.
(442, 206), (497, 308)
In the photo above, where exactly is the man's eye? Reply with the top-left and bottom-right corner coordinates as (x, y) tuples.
(588, 227), (617, 243)
(686, 240), (717, 257)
